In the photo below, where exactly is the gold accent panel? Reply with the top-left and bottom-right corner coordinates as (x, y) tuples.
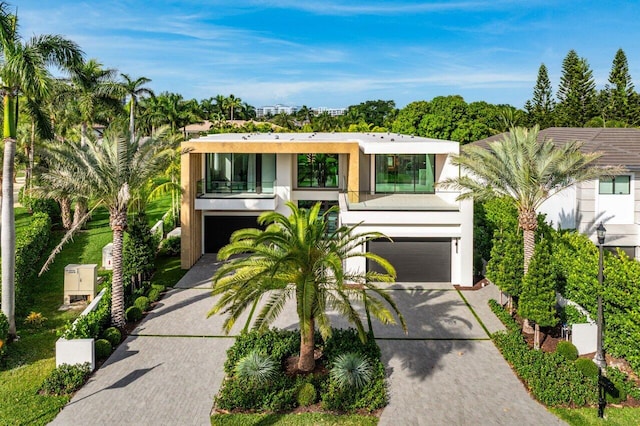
(181, 152), (203, 269)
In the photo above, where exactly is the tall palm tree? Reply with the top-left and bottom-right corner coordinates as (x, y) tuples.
(209, 202), (407, 372)
(225, 94), (243, 121)
(0, 4), (83, 338)
(119, 73), (154, 141)
(62, 59), (122, 146)
(440, 126), (618, 276)
(40, 126), (176, 327)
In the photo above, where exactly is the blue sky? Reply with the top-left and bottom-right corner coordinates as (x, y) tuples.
(18, 1), (640, 109)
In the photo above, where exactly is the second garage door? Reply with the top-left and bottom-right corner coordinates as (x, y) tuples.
(367, 238), (451, 282)
(204, 216), (262, 253)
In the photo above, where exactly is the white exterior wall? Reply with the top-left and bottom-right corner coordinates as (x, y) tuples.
(538, 186), (578, 229)
(595, 173), (635, 225)
(275, 154), (293, 215)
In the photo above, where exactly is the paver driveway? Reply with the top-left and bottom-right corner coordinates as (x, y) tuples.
(50, 254), (564, 425)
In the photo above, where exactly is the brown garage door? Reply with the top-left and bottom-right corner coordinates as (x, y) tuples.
(367, 238), (451, 282)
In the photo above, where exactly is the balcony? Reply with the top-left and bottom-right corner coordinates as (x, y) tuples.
(195, 179), (278, 211)
(341, 191), (459, 211)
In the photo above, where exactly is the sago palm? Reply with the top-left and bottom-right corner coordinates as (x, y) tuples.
(440, 126), (620, 275)
(40, 125), (176, 327)
(208, 202), (407, 373)
(0, 4), (83, 337)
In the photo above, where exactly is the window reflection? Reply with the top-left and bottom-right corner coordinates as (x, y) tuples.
(375, 154), (435, 193)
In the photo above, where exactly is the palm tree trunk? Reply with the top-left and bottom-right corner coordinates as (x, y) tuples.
(298, 316), (315, 372)
(1, 93), (17, 338)
(110, 208), (128, 328)
(519, 209), (538, 333)
(534, 323), (540, 350)
(81, 122), (88, 147)
(72, 199), (88, 228)
(129, 97), (135, 142)
(59, 197), (72, 229)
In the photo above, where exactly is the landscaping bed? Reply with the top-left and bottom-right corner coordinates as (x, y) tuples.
(211, 328), (387, 421)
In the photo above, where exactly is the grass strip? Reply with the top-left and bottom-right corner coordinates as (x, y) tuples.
(456, 289), (492, 338)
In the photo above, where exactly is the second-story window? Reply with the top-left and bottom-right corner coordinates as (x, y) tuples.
(375, 154), (435, 193)
(599, 175), (630, 195)
(297, 154), (339, 188)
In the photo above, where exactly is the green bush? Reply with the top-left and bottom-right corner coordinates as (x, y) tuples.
(159, 236), (181, 257)
(147, 287), (161, 303)
(330, 353), (373, 390)
(134, 296), (150, 312)
(297, 382), (317, 407)
(603, 377), (627, 404)
(555, 341), (579, 362)
(558, 305), (588, 325)
(123, 216), (158, 289)
(62, 287), (111, 340)
(0, 311), (8, 357)
(606, 367), (640, 401)
(489, 301), (598, 406)
(235, 351), (279, 387)
(102, 327), (121, 347)
(574, 358), (599, 378)
(41, 363), (91, 396)
(95, 339), (112, 359)
(126, 306), (143, 323)
(19, 189), (61, 222)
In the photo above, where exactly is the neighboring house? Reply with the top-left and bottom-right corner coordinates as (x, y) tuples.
(473, 127), (640, 258)
(180, 132), (474, 286)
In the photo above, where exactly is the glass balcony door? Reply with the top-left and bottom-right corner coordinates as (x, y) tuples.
(375, 154), (435, 193)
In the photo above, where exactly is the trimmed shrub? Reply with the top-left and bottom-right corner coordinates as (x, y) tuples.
(102, 327), (122, 347)
(234, 351), (278, 387)
(62, 287), (111, 340)
(574, 358), (599, 378)
(159, 236), (180, 257)
(123, 215), (158, 289)
(41, 363), (91, 396)
(0, 311), (8, 356)
(556, 341), (579, 362)
(330, 352), (373, 390)
(147, 287), (161, 303)
(603, 377), (627, 404)
(296, 382), (317, 407)
(134, 296), (150, 312)
(489, 301), (598, 406)
(126, 306), (143, 323)
(95, 339), (112, 359)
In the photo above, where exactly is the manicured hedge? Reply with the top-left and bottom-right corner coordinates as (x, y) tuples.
(62, 286), (111, 340)
(553, 232), (640, 372)
(14, 212), (52, 314)
(489, 300), (598, 406)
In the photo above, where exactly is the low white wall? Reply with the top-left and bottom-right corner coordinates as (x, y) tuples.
(55, 288), (107, 371)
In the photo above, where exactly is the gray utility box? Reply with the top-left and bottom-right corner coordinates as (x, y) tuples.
(64, 264), (98, 304)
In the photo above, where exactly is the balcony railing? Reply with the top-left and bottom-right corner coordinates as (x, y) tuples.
(340, 190), (460, 211)
(196, 179), (276, 197)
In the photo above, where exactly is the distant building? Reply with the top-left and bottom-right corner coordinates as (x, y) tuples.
(255, 104), (299, 117)
(312, 107), (347, 116)
(255, 104), (347, 118)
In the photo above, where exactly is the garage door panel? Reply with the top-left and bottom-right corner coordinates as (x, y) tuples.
(204, 216), (261, 253)
(368, 239), (451, 282)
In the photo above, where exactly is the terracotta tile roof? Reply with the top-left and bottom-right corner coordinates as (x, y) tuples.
(471, 127), (640, 168)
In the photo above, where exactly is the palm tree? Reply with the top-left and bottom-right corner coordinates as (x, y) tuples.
(119, 73), (154, 140)
(62, 59), (122, 146)
(440, 126), (619, 275)
(208, 202), (407, 372)
(0, 5), (83, 338)
(40, 126), (176, 327)
(225, 94), (243, 121)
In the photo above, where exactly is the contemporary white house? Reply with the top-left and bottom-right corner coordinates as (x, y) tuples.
(180, 132), (474, 286)
(474, 127), (640, 258)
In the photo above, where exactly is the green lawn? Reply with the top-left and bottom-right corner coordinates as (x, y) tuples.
(211, 413), (379, 426)
(153, 255), (186, 288)
(551, 407), (640, 425)
(1, 197), (177, 426)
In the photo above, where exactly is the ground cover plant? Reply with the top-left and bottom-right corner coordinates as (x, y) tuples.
(212, 328), (387, 419)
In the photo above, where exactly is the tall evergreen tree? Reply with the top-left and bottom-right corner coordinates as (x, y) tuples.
(518, 237), (558, 350)
(485, 228), (524, 309)
(525, 64), (555, 128)
(556, 50), (597, 127)
(607, 48), (635, 124)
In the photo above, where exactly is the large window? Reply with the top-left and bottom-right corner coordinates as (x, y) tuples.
(599, 175), (630, 195)
(297, 154), (339, 188)
(205, 153), (276, 193)
(375, 154), (435, 193)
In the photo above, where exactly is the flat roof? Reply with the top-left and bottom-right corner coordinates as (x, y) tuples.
(187, 132), (459, 154)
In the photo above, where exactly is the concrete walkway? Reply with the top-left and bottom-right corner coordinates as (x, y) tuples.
(51, 255), (564, 425)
